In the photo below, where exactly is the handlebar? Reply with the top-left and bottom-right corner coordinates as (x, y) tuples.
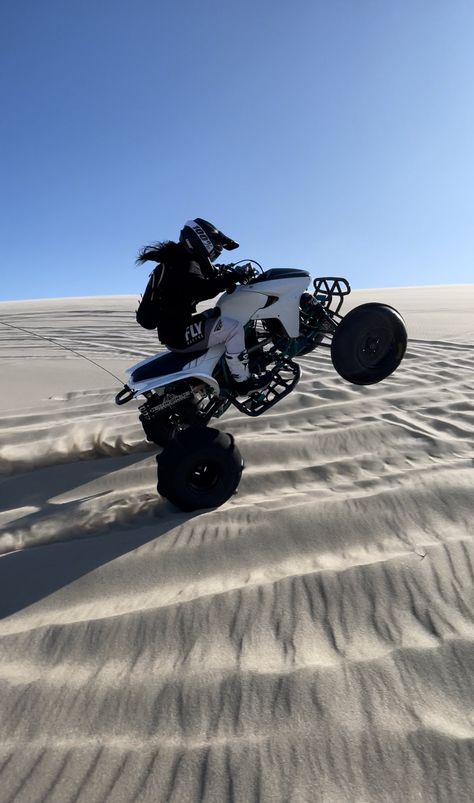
(217, 260), (263, 284)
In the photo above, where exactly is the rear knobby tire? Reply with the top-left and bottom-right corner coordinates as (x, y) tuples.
(140, 414), (174, 448)
(331, 303), (407, 385)
(156, 426), (244, 512)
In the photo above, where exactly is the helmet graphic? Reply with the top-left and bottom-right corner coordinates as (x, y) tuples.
(179, 218), (239, 263)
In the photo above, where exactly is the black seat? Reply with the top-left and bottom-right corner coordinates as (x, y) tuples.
(131, 349), (208, 382)
(252, 268), (310, 284)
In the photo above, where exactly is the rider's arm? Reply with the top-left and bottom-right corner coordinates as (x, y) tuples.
(185, 261), (236, 301)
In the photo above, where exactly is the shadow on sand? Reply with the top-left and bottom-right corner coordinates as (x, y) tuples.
(0, 453), (199, 620)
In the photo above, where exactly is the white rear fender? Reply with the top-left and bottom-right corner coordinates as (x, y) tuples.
(126, 344), (224, 398)
(129, 370), (221, 398)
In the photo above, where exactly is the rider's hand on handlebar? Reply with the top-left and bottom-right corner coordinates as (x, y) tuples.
(214, 262), (235, 274)
(232, 263), (254, 284)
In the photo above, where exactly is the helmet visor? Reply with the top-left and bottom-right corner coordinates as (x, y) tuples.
(193, 218), (240, 252)
(181, 219), (239, 262)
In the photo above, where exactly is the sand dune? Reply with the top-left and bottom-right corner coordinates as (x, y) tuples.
(0, 286), (473, 802)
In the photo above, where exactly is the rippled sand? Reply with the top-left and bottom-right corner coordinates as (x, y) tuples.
(0, 286), (473, 802)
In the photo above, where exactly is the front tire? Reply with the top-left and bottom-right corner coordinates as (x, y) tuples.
(331, 303), (407, 385)
(156, 426), (244, 512)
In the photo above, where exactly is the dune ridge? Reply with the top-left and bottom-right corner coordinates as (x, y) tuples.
(0, 287), (473, 802)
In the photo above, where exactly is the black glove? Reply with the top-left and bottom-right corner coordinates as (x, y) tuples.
(232, 263), (254, 284)
(214, 262), (236, 273)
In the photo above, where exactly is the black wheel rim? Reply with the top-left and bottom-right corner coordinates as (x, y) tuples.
(187, 460), (220, 493)
(356, 326), (393, 368)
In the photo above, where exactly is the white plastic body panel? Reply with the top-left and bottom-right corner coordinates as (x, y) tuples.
(218, 272), (310, 337)
(126, 344), (225, 397)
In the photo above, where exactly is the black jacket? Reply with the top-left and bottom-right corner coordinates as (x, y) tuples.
(136, 242), (235, 348)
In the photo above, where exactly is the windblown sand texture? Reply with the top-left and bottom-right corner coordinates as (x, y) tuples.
(0, 285), (473, 803)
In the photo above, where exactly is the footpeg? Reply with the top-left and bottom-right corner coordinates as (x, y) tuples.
(224, 359), (301, 416)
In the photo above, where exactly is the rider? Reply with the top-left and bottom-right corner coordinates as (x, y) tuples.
(136, 218), (272, 394)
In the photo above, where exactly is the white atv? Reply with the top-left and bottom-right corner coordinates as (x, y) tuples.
(115, 264), (407, 511)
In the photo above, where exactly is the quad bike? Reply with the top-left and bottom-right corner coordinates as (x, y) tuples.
(115, 265), (407, 511)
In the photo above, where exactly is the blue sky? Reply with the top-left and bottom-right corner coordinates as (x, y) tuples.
(1, 0), (473, 300)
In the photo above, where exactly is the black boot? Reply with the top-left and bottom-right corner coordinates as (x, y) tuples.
(232, 371), (273, 396)
(225, 350), (272, 396)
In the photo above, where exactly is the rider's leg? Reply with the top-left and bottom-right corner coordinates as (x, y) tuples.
(207, 317), (249, 381)
(168, 310), (271, 391)
(166, 310), (245, 357)
(209, 319), (272, 391)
